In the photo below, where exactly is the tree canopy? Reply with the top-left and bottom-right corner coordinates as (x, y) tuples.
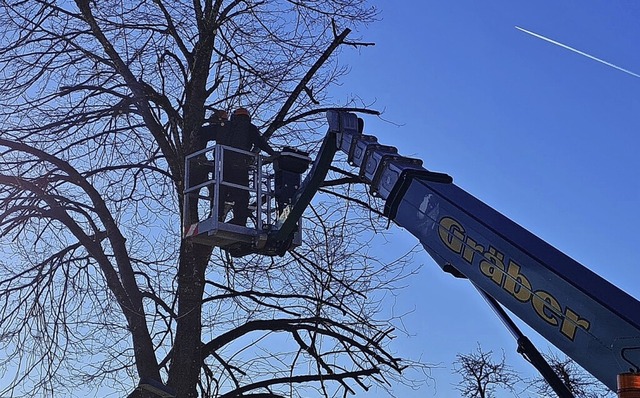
(0, 1), (414, 397)
(452, 345), (519, 398)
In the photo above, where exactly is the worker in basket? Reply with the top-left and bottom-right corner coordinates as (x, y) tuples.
(216, 107), (277, 226)
(189, 109), (228, 207)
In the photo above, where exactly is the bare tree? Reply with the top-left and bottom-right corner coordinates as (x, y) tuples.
(452, 344), (520, 398)
(0, 1), (414, 397)
(530, 352), (616, 398)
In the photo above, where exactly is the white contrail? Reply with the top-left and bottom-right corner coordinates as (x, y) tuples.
(515, 26), (640, 78)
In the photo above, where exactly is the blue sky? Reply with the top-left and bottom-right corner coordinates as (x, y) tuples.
(332, 1), (640, 396)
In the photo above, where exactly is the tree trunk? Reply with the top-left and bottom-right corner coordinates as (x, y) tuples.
(168, 240), (212, 397)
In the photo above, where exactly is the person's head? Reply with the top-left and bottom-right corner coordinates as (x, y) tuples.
(232, 107), (251, 122)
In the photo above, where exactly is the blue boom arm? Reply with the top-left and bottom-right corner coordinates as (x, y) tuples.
(326, 110), (640, 391)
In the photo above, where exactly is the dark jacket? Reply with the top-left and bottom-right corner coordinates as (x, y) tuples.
(218, 116), (276, 156)
(196, 122), (225, 151)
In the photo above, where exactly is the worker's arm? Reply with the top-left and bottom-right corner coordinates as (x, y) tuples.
(251, 125), (277, 156)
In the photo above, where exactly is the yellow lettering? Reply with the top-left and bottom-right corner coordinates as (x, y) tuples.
(561, 307), (591, 341)
(436, 216), (593, 343)
(479, 247), (505, 286)
(532, 290), (562, 326)
(504, 261), (533, 302)
(438, 217), (465, 254)
(462, 236), (484, 265)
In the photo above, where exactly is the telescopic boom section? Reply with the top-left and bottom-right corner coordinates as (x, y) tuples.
(326, 110), (640, 392)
